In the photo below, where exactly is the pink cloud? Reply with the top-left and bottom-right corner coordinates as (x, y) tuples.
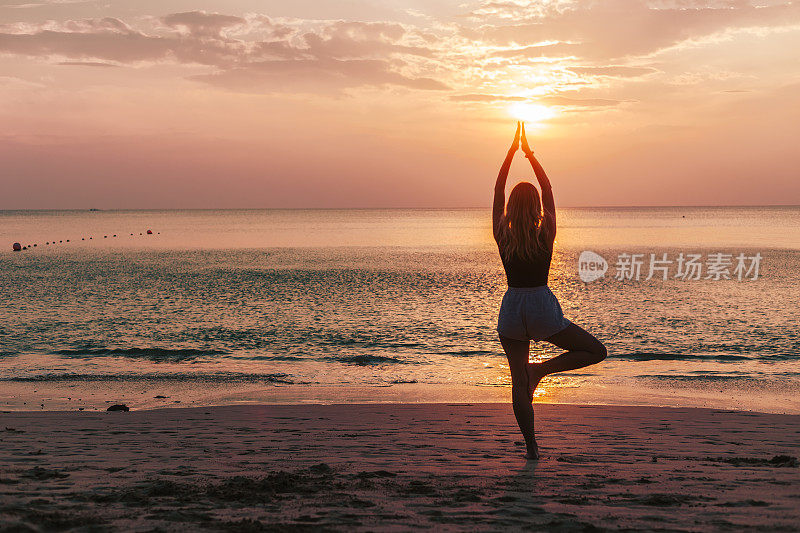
(0, 11), (445, 92)
(472, 0), (800, 60)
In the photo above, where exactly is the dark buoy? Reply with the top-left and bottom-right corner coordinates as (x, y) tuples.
(33, 244), (37, 247)
(46, 242), (50, 245)
(107, 404), (129, 412)
(104, 235), (107, 238)
(89, 237), (93, 240)
(113, 234), (116, 237)
(82, 238), (85, 240)
(147, 230), (153, 234)
(12, 243), (21, 251)
(59, 240), (62, 243)
(66, 239), (70, 242)
(22, 246), (27, 250)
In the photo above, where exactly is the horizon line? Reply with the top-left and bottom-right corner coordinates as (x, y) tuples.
(1, 204), (800, 212)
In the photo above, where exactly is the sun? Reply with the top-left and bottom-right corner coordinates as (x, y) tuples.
(508, 102), (555, 126)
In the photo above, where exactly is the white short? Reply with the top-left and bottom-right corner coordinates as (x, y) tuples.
(497, 286), (571, 342)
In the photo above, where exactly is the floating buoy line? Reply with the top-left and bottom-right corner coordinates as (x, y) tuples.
(11, 230), (159, 252)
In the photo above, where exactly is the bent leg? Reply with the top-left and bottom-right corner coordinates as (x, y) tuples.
(499, 334), (538, 459)
(535, 323), (607, 378)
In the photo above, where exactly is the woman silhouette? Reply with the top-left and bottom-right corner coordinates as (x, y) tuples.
(494, 122), (607, 460)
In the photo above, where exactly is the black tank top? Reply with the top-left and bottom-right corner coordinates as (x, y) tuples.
(496, 232), (554, 288)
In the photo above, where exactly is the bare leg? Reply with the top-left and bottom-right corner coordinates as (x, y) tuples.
(499, 335), (539, 460)
(530, 323), (607, 387)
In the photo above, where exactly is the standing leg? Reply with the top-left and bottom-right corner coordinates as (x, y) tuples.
(529, 323), (606, 392)
(499, 334), (539, 459)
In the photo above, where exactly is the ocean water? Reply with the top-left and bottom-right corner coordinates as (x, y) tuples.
(1, 207), (799, 413)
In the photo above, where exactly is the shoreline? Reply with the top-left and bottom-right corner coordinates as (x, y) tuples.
(2, 402), (798, 530)
(5, 377), (800, 415)
(3, 400), (799, 417)
(6, 359), (800, 416)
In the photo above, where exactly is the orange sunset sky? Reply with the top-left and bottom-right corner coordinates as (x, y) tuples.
(1, 0), (799, 208)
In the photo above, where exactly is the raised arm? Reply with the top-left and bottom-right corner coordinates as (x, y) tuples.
(520, 123), (555, 241)
(493, 122), (520, 240)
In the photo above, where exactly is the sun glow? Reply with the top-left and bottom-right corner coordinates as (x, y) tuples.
(508, 102), (556, 126)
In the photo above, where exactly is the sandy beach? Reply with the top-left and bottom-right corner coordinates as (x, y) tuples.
(1, 403), (798, 531)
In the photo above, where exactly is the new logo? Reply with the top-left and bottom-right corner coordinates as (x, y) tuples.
(578, 251), (607, 283)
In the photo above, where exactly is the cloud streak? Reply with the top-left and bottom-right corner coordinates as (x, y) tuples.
(450, 93), (624, 107)
(566, 66), (657, 77)
(471, 0), (800, 61)
(0, 12), (447, 92)
(1, 2), (797, 101)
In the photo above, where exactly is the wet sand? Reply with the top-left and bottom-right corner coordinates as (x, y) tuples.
(1, 403), (798, 531)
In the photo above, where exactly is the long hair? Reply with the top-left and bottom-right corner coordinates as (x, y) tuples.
(497, 182), (550, 262)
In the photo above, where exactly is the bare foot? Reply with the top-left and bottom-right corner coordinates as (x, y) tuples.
(526, 362), (544, 401)
(525, 445), (540, 460)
